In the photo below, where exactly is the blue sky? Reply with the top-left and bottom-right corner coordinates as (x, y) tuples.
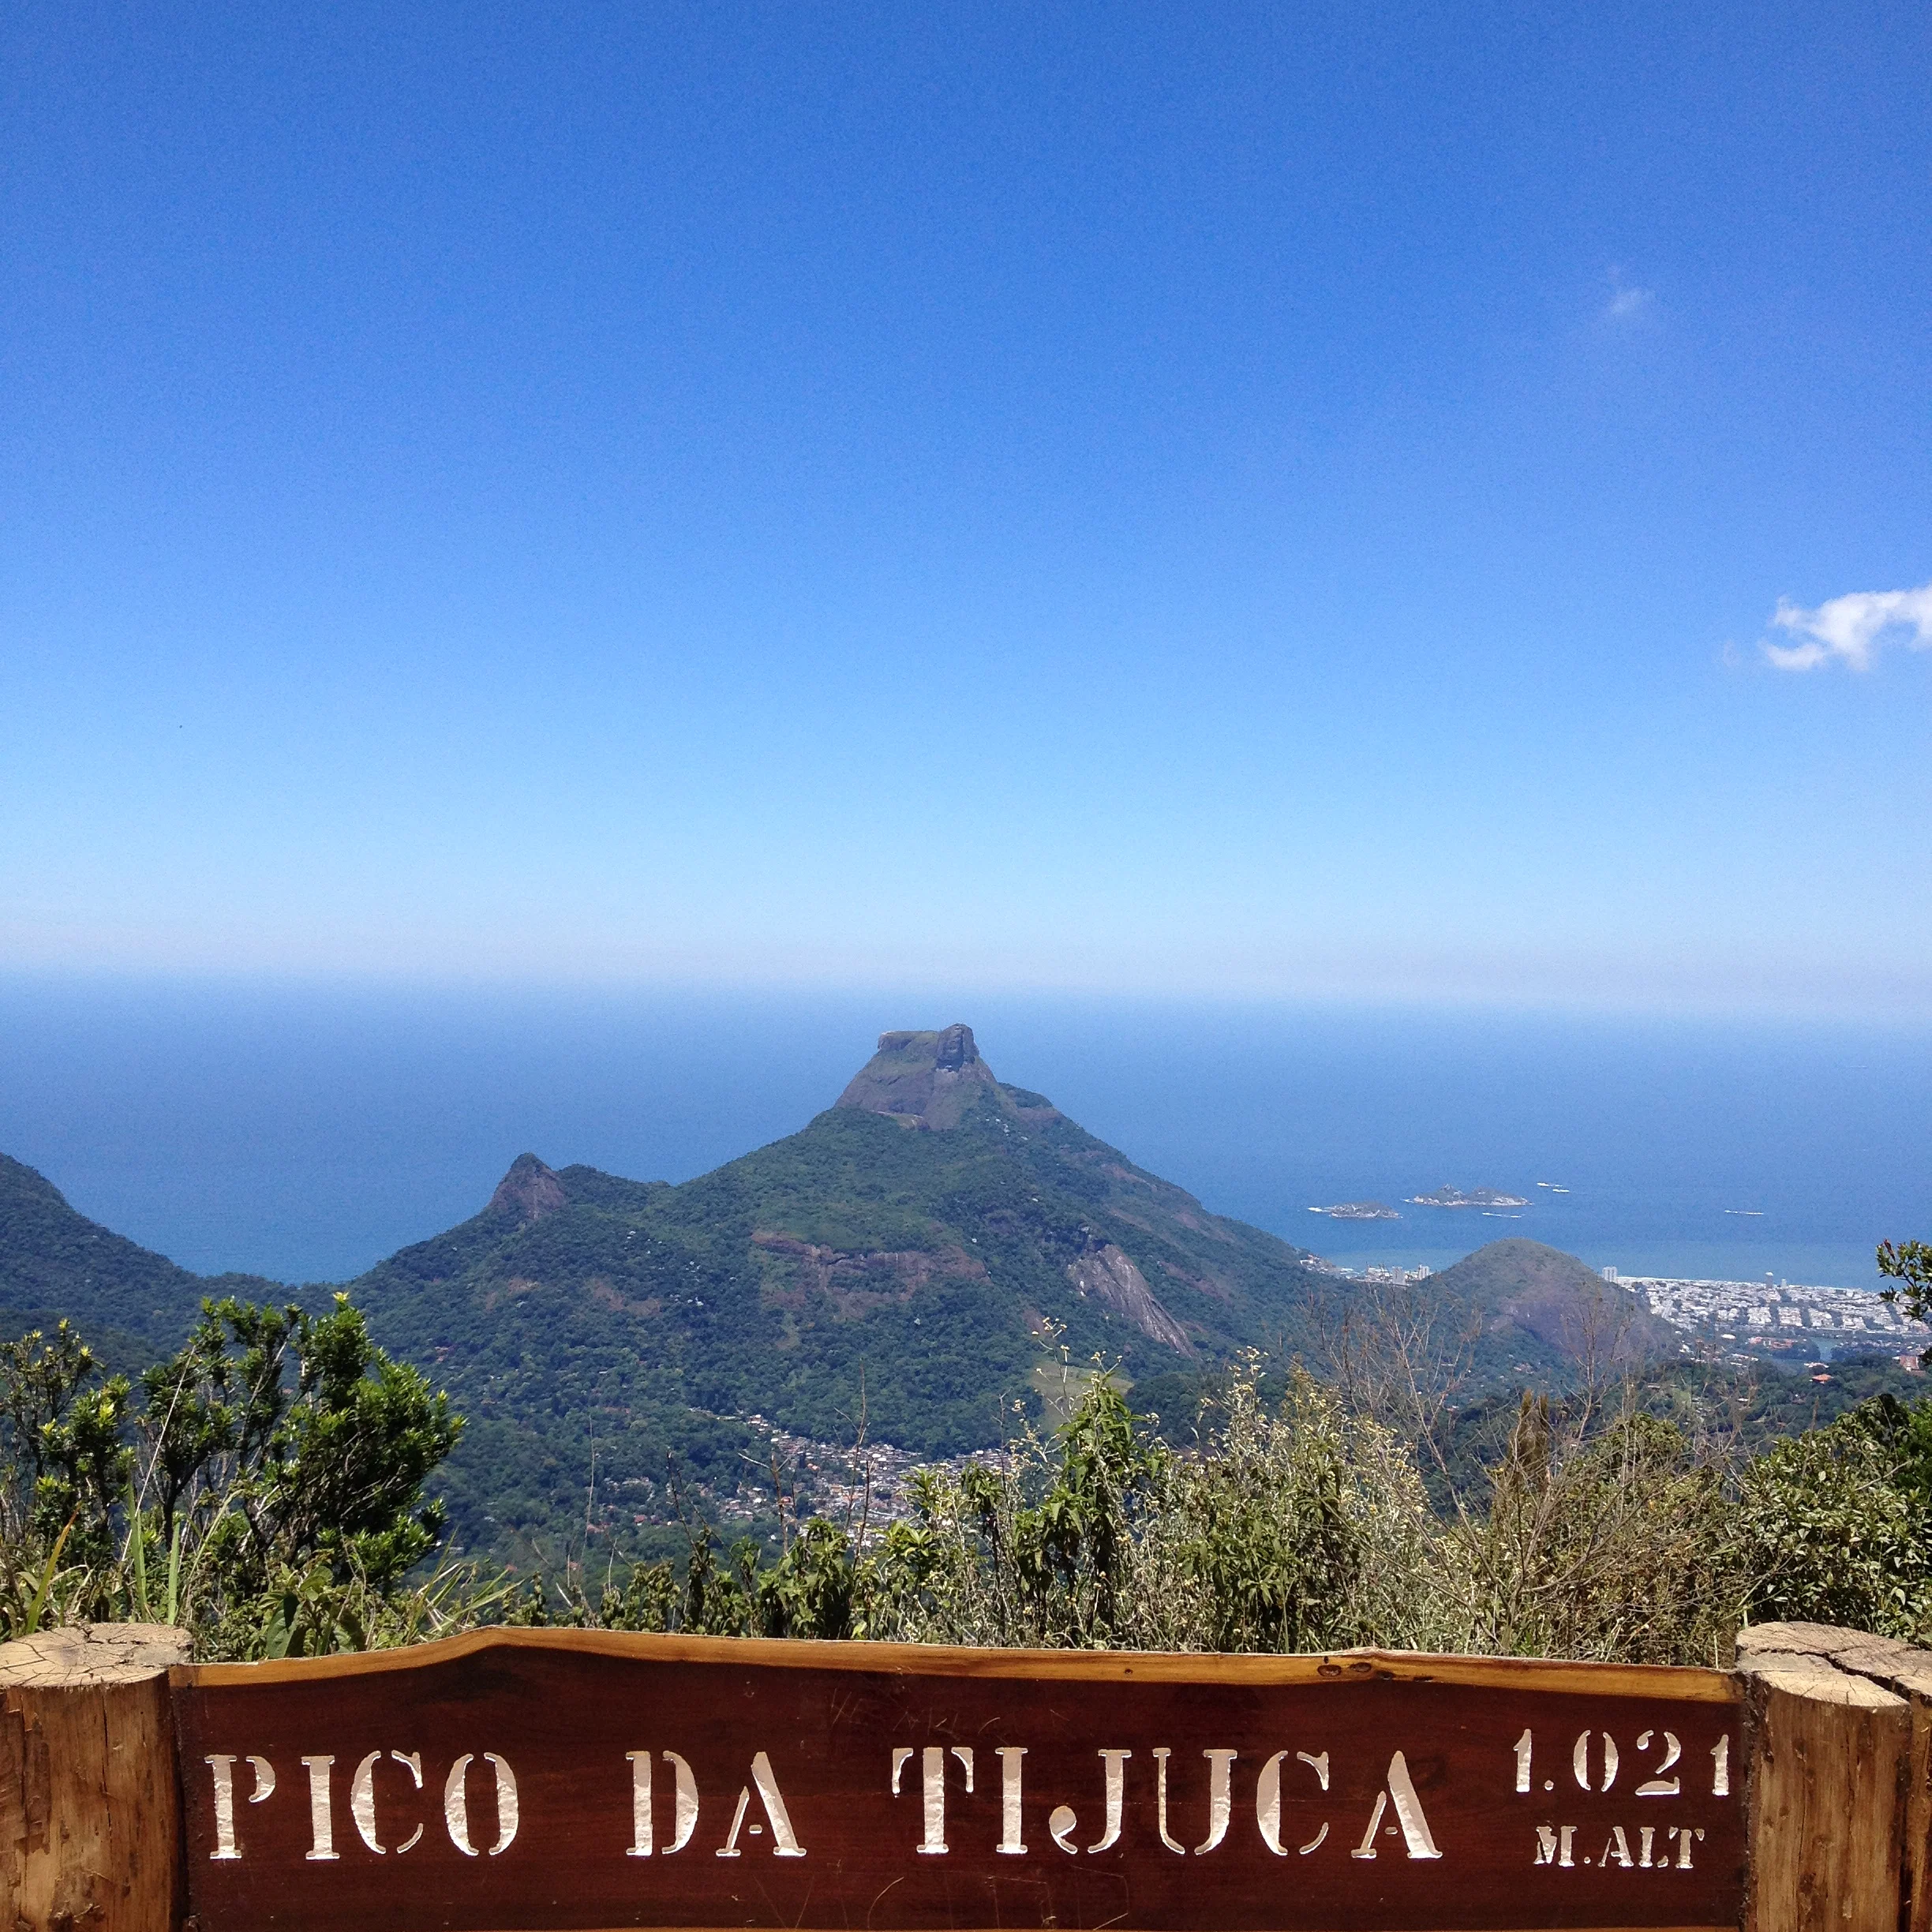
(4, 2), (1929, 1015)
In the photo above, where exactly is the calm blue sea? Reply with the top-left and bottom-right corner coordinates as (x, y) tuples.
(1, 979), (1926, 1294)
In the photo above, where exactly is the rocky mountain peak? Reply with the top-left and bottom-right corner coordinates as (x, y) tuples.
(488, 1152), (568, 1226)
(836, 1024), (998, 1129)
(929, 1023), (978, 1071)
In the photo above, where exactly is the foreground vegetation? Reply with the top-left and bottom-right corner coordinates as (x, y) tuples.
(0, 1298), (498, 1657)
(532, 1349), (1932, 1666)
(6, 1283), (1932, 1664)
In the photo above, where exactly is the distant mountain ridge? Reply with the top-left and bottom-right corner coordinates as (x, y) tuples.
(0, 1028), (1697, 1563)
(349, 1028), (1337, 1470)
(317, 1025), (1359, 1552)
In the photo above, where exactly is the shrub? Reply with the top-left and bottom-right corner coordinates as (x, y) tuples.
(1428, 1396), (1743, 1665)
(0, 1298), (493, 1657)
(1732, 1395), (1932, 1642)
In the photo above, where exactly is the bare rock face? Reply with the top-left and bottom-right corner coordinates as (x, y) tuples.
(1066, 1243), (1195, 1355)
(835, 1024), (999, 1130)
(488, 1152), (568, 1226)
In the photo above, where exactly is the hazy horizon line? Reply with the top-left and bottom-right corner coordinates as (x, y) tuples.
(2, 962), (1930, 1032)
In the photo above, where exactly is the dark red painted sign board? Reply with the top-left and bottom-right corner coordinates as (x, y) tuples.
(172, 1631), (1743, 1932)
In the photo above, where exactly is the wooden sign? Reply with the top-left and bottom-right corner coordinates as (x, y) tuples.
(171, 1631), (1745, 1932)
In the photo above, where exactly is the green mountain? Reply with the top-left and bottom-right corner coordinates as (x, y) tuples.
(347, 1025), (1346, 1558)
(1133, 1237), (1687, 1435)
(1421, 1237), (1684, 1375)
(0, 1034), (1706, 1571)
(0, 1151), (282, 1367)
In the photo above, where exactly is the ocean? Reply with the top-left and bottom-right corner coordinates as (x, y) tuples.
(2, 978), (1926, 1293)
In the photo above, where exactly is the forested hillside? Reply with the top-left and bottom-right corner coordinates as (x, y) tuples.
(7, 1028), (1855, 1577)
(0, 1151), (283, 1366)
(348, 1028), (1349, 1563)
(1, 1027), (1743, 1571)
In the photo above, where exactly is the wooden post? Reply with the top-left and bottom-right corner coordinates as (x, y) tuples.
(1740, 1621), (1932, 1932)
(1739, 1621), (1916, 1932)
(0, 1623), (190, 1932)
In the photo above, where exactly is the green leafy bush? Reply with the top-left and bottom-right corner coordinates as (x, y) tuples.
(0, 1297), (495, 1657)
(1429, 1398), (1742, 1665)
(549, 1361), (1932, 1664)
(1731, 1395), (1932, 1641)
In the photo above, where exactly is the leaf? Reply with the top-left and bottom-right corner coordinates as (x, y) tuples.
(24, 1518), (77, 1637)
(165, 1515), (185, 1627)
(260, 1594), (296, 1661)
(125, 1475), (149, 1621)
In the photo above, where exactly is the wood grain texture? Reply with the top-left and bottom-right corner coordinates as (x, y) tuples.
(0, 1623), (191, 1932)
(177, 1628), (1740, 1702)
(1739, 1623), (1932, 1932)
(1737, 1634), (1908, 1932)
(172, 1631), (1745, 1932)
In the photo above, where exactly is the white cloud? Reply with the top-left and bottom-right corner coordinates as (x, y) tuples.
(1603, 268), (1654, 324)
(1762, 582), (1932, 671)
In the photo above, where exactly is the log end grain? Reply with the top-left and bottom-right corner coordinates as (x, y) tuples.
(0, 1624), (189, 1932)
(0, 1624), (190, 1690)
(1739, 1625), (1911, 1932)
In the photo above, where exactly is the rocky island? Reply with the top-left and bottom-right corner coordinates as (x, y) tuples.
(1408, 1185), (1531, 1209)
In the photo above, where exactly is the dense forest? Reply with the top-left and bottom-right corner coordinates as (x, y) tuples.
(5, 1274), (1931, 1665)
